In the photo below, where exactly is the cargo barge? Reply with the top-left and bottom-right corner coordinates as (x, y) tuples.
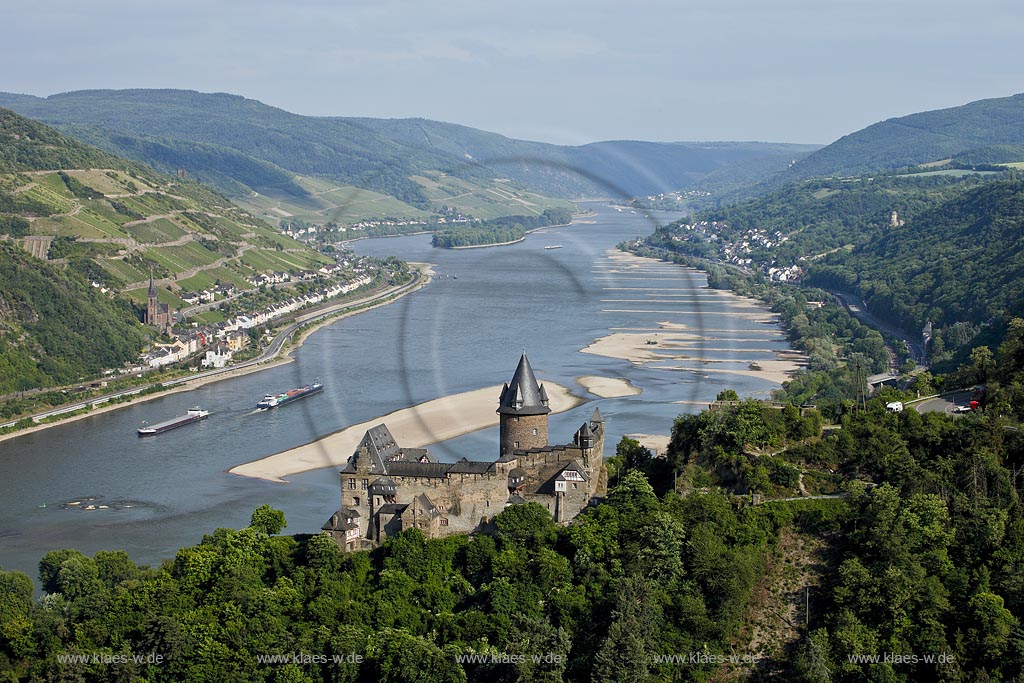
(257, 380), (324, 410)
(137, 407), (210, 436)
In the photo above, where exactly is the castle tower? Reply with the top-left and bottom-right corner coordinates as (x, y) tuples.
(498, 353), (550, 455)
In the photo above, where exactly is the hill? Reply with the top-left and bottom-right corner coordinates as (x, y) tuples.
(0, 89), (817, 212)
(354, 115), (819, 198)
(0, 107), (332, 391)
(810, 176), (1024, 359)
(782, 93), (1024, 182)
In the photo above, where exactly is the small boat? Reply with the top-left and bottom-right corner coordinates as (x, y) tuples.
(544, 245), (563, 250)
(138, 407), (209, 436)
(257, 380), (324, 410)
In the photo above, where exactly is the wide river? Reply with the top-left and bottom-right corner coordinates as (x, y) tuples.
(0, 202), (795, 580)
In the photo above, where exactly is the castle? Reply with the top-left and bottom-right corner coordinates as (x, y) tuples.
(323, 354), (607, 551)
(145, 273), (174, 335)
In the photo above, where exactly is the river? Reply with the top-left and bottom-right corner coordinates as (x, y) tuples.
(0, 202), (795, 581)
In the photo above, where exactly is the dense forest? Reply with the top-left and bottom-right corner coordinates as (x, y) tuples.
(810, 176), (1024, 335)
(0, 242), (149, 394)
(432, 209), (572, 248)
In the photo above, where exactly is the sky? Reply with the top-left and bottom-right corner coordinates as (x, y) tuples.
(4, 0), (1023, 146)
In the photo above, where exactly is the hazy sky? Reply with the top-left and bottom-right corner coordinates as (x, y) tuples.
(4, 0), (1022, 145)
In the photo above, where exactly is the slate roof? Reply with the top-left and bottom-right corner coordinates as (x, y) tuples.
(384, 462), (453, 479)
(322, 508), (360, 531)
(497, 353), (551, 416)
(448, 458), (495, 475)
(557, 460), (591, 482)
(378, 503), (409, 516)
(415, 493), (441, 518)
(341, 425), (437, 474)
(590, 406), (604, 423)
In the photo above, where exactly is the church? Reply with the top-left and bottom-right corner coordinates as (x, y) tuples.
(322, 354), (608, 551)
(145, 273), (174, 335)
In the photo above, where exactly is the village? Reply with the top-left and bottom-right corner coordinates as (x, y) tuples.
(139, 256), (377, 372)
(666, 219), (805, 283)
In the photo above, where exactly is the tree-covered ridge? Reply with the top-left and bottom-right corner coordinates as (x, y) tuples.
(811, 176), (1024, 335)
(781, 92), (1024, 182)
(0, 108), (125, 173)
(0, 241), (148, 393)
(683, 173), (988, 267)
(669, 396), (1024, 681)
(60, 124), (310, 199)
(431, 208), (571, 248)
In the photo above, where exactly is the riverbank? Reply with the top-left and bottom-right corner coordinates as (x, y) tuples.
(447, 236), (525, 249)
(0, 265), (434, 444)
(229, 381), (583, 482)
(582, 250), (806, 385)
(436, 217), (580, 250)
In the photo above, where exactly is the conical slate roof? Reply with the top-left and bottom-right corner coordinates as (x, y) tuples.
(497, 353), (551, 416)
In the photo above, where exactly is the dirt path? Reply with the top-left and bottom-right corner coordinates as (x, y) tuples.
(715, 528), (831, 681)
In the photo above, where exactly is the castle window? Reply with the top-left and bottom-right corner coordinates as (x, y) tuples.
(572, 483), (578, 490)
(354, 496), (360, 506)
(514, 416), (520, 422)
(361, 479), (368, 490)
(347, 478), (356, 490)
(532, 428), (538, 436)
(514, 441), (520, 448)
(440, 518), (449, 526)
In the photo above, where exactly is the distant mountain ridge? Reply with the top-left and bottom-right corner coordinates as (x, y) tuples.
(782, 93), (1024, 182)
(0, 89), (818, 205)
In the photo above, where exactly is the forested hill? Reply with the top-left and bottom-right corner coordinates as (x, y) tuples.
(781, 92), (1024, 182)
(0, 242), (147, 393)
(0, 106), (124, 173)
(811, 175), (1024, 339)
(0, 89), (817, 202)
(353, 116), (819, 198)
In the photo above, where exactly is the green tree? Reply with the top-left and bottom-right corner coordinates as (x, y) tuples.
(250, 504), (287, 535)
(493, 503), (557, 548)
